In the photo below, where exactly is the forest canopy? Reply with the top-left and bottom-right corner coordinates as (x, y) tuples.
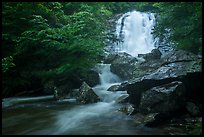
(151, 2), (202, 55)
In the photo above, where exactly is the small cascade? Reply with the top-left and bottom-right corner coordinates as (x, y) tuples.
(95, 64), (121, 89)
(115, 11), (159, 57)
(52, 63), (130, 134)
(93, 63), (129, 103)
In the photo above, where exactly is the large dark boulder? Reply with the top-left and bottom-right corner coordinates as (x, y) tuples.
(103, 49), (163, 81)
(132, 113), (169, 127)
(131, 59), (164, 79)
(106, 49), (197, 81)
(120, 77), (176, 108)
(103, 52), (139, 80)
(135, 49), (202, 81)
(76, 82), (100, 104)
(53, 73), (84, 100)
(185, 102), (201, 117)
(139, 81), (186, 114)
(117, 49), (202, 108)
(79, 70), (100, 87)
(138, 48), (162, 60)
(131, 49), (163, 79)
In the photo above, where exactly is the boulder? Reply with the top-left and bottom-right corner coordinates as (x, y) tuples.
(117, 104), (134, 115)
(107, 84), (123, 92)
(103, 52), (139, 80)
(131, 59), (164, 79)
(53, 87), (59, 100)
(108, 49), (201, 82)
(120, 77), (174, 108)
(132, 112), (170, 127)
(80, 70), (100, 87)
(144, 113), (173, 127)
(52, 73), (84, 99)
(119, 49), (202, 108)
(106, 49), (199, 81)
(76, 82), (100, 104)
(53, 85), (74, 100)
(115, 93), (129, 103)
(67, 88), (80, 98)
(185, 102), (201, 117)
(139, 81), (186, 115)
(138, 48), (162, 60)
(161, 49), (199, 63)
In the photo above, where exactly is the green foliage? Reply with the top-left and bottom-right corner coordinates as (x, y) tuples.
(2, 2), (109, 97)
(104, 2), (137, 14)
(2, 56), (15, 73)
(134, 2), (158, 12)
(152, 2), (202, 54)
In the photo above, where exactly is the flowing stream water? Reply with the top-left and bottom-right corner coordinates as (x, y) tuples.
(2, 64), (164, 135)
(2, 11), (186, 135)
(2, 63), (174, 135)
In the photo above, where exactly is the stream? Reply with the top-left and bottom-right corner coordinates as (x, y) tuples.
(2, 64), (187, 135)
(2, 99), (173, 135)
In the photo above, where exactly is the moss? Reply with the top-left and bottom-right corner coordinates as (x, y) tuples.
(178, 118), (202, 135)
(187, 122), (202, 135)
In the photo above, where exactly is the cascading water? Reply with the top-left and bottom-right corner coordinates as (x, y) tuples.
(115, 11), (159, 57)
(93, 63), (129, 103)
(45, 63), (130, 135)
(51, 64), (129, 134)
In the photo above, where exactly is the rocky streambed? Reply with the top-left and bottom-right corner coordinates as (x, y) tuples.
(101, 48), (202, 134)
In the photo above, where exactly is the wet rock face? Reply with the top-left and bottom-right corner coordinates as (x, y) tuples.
(111, 49), (202, 127)
(138, 49), (162, 60)
(104, 49), (201, 82)
(104, 52), (139, 80)
(118, 49), (202, 108)
(161, 49), (199, 63)
(185, 102), (201, 117)
(107, 84), (123, 92)
(139, 81), (186, 115)
(76, 82), (100, 104)
(117, 104), (134, 115)
(80, 70), (100, 87)
(132, 113), (166, 127)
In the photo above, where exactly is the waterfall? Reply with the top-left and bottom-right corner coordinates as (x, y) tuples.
(95, 64), (121, 89)
(115, 11), (159, 57)
(93, 63), (129, 103)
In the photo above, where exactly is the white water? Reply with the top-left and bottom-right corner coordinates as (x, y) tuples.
(51, 63), (129, 134)
(93, 63), (129, 103)
(115, 11), (159, 57)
